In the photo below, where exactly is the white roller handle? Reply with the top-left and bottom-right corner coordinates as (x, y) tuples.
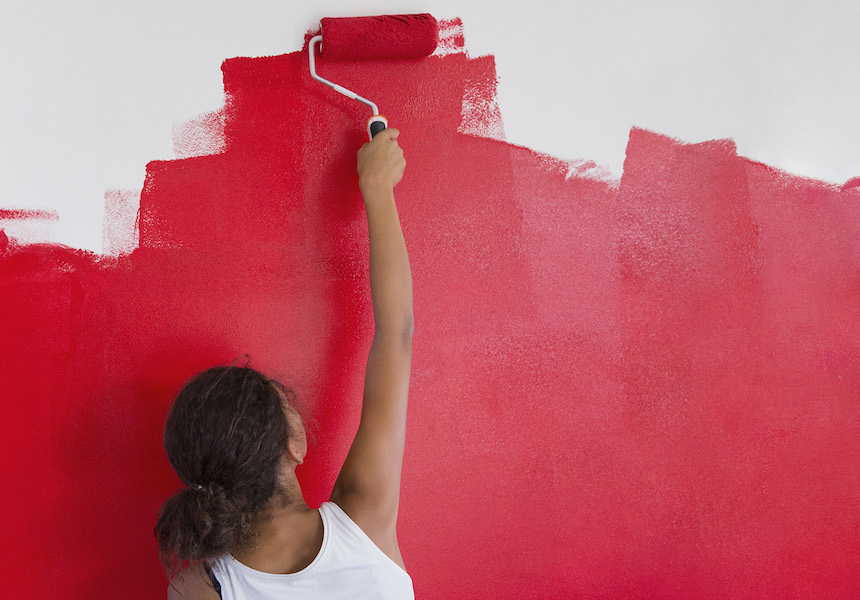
(309, 35), (387, 138)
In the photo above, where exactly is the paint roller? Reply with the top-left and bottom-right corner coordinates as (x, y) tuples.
(308, 14), (439, 140)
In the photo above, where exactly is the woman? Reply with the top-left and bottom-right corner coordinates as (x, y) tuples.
(155, 128), (413, 599)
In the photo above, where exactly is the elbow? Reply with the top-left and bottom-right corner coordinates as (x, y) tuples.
(397, 316), (415, 343)
(375, 315), (414, 340)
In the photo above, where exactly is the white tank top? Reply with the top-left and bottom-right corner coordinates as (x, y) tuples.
(208, 502), (415, 600)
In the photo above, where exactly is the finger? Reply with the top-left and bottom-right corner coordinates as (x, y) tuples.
(385, 128), (400, 141)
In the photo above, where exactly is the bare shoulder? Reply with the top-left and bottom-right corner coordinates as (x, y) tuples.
(166, 563), (221, 600)
(329, 494), (405, 570)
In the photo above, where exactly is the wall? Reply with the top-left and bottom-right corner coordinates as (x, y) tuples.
(1, 3), (858, 599)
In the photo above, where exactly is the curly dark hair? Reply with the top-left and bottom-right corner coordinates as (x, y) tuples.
(154, 365), (297, 577)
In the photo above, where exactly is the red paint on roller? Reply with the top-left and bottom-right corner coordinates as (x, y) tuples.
(320, 14), (439, 60)
(2, 17), (859, 600)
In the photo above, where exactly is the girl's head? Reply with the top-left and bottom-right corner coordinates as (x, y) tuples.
(154, 365), (304, 576)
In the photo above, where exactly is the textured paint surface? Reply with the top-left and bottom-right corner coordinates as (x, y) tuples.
(2, 19), (859, 599)
(0, 209), (60, 247)
(320, 14), (439, 60)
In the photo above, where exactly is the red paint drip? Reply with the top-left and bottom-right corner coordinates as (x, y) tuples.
(2, 34), (859, 600)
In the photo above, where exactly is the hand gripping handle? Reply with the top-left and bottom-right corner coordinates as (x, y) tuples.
(367, 115), (388, 140)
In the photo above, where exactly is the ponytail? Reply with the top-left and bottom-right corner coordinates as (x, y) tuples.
(155, 483), (256, 576)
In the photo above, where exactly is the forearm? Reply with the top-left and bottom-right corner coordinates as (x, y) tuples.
(362, 184), (414, 335)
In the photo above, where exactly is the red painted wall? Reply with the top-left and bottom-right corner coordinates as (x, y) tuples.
(1, 20), (859, 599)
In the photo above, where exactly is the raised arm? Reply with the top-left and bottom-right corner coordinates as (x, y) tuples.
(330, 128), (413, 565)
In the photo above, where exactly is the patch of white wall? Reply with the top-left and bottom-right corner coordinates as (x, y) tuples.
(1, 0), (857, 253)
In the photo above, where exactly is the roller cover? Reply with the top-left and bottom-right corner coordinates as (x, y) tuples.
(320, 14), (439, 60)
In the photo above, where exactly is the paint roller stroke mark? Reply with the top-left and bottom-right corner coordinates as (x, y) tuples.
(0, 209), (60, 220)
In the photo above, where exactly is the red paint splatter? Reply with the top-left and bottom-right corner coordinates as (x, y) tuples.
(2, 18), (859, 600)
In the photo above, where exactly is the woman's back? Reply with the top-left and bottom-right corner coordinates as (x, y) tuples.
(208, 502), (413, 600)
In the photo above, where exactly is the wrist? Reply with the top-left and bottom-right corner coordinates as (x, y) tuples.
(360, 180), (395, 202)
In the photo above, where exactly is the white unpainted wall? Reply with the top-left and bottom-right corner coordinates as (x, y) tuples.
(2, 0), (858, 253)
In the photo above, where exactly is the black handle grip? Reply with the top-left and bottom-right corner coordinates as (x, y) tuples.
(370, 120), (387, 138)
